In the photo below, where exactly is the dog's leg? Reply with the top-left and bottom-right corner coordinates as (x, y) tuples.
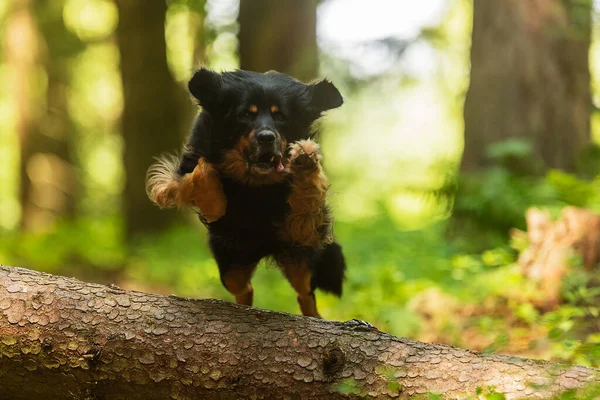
(178, 158), (227, 223)
(276, 251), (321, 318)
(284, 139), (332, 247)
(147, 156), (227, 222)
(220, 263), (257, 306)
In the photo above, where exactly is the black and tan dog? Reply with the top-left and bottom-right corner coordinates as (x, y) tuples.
(146, 68), (346, 318)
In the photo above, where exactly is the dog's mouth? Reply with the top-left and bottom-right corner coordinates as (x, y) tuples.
(251, 152), (285, 174)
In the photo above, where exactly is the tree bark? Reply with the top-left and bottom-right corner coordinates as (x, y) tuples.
(238, 0), (318, 82)
(115, 0), (186, 240)
(0, 266), (598, 399)
(462, 0), (592, 172)
(512, 206), (600, 309)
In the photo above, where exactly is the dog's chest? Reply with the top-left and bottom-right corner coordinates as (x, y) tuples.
(208, 179), (290, 238)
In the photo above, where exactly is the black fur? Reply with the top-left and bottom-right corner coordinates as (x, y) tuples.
(179, 68), (346, 299)
(311, 242), (346, 296)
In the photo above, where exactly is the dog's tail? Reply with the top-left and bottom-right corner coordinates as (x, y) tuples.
(146, 154), (182, 209)
(311, 241), (347, 297)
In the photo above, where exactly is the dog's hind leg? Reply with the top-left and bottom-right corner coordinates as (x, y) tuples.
(220, 263), (258, 306)
(276, 251), (321, 318)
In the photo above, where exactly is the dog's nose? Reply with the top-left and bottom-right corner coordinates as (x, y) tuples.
(256, 130), (276, 144)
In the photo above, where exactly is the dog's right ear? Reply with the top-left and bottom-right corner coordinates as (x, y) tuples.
(188, 68), (222, 110)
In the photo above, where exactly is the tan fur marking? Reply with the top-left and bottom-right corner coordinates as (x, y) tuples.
(249, 104), (258, 113)
(270, 105), (279, 113)
(146, 155), (226, 222)
(219, 136), (252, 181)
(281, 139), (332, 248)
(276, 254), (320, 318)
(222, 265), (257, 306)
(180, 158), (227, 222)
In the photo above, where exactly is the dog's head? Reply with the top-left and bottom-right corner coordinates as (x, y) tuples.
(188, 68), (343, 184)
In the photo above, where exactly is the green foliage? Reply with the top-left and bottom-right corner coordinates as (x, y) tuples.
(551, 383), (600, 400)
(545, 170), (600, 209)
(0, 217), (125, 274)
(452, 140), (600, 251)
(453, 167), (555, 247)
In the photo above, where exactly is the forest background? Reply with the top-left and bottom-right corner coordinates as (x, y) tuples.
(1, 0), (600, 369)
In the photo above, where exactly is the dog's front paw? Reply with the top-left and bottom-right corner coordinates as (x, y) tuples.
(289, 139), (322, 173)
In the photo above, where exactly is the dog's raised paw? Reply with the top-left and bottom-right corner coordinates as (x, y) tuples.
(289, 139), (322, 172)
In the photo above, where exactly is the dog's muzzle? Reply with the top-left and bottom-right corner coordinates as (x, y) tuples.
(251, 130), (285, 174)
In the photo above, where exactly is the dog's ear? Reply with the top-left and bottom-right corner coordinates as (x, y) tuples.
(188, 68), (222, 109)
(309, 79), (343, 112)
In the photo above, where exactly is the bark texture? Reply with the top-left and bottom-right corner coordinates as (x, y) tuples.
(238, 0), (318, 82)
(0, 266), (598, 399)
(463, 0), (592, 172)
(513, 206), (600, 308)
(115, 0), (186, 240)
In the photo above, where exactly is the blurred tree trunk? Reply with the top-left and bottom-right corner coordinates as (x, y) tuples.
(1, 265), (598, 399)
(238, 0), (318, 81)
(6, 0), (81, 231)
(462, 0), (592, 172)
(115, 0), (186, 240)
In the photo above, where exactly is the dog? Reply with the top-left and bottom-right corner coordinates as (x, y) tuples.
(145, 68), (346, 318)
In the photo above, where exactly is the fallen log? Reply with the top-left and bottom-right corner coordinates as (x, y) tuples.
(0, 265), (597, 399)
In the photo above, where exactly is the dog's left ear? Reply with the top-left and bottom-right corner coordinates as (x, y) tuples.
(310, 79), (343, 112)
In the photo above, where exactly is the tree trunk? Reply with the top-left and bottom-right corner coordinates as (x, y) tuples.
(238, 0), (318, 82)
(115, 0), (186, 240)
(7, 0), (80, 231)
(0, 266), (597, 399)
(462, 0), (591, 172)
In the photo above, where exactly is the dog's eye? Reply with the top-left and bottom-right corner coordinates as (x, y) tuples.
(241, 110), (257, 119)
(272, 111), (286, 122)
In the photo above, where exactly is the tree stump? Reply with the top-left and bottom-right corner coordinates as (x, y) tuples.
(514, 206), (600, 308)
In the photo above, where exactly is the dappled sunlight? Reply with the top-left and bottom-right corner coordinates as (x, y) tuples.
(322, 79), (462, 225)
(166, 3), (202, 82)
(387, 190), (451, 230)
(77, 135), (124, 215)
(203, 0), (239, 70)
(84, 138), (123, 189)
(331, 183), (381, 221)
(0, 71), (20, 230)
(63, 0), (117, 42)
(68, 44), (122, 127)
